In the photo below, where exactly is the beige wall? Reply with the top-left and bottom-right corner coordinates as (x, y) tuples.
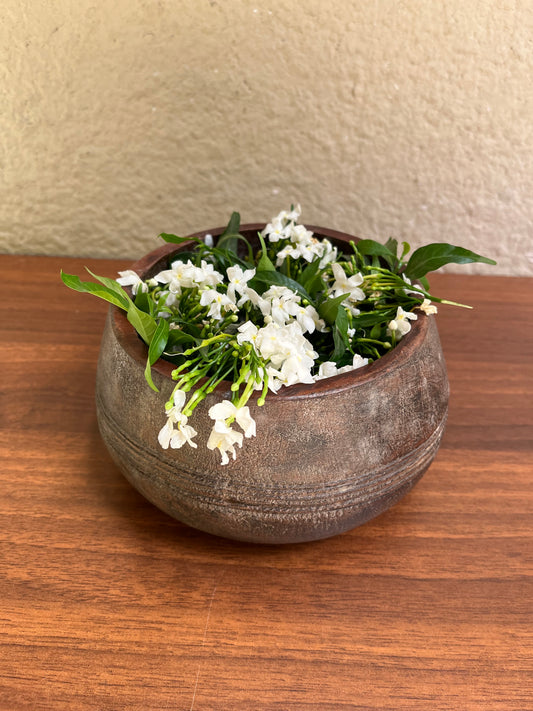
(2, 0), (532, 275)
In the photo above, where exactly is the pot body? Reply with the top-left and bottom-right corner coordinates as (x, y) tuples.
(95, 226), (449, 544)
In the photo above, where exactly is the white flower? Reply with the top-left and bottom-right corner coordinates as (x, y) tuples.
(288, 223), (313, 243)
(253, 321), (293, 363)
(237, 320), (259, 345)
(154, 259), (223, 293)
(285, 302), (325, 334)
(349, 353), (369, 370)
(240, 286), (269, 313)
(226, 265), (256, 304)
(262, 205), (303, 242)
(163, 291), (177, 308)
(330, 263), (365, 302)
(158, 418), (175, 449)
(207, 420), (243, 465)
(169, 419), (198, 449)
(318, 240), (338, 268)
(418, 298), (438, 315)
(343, 301), (362, 317)
(199, 289), (238, 320)
(209, 400), (256, 438)
(264, 365), (284, 392)
(158, 390), (198, 450)
(314, 353), (369, 380)
(260, 285), (300, 325)
(316, 361), (339, 380)
(335, 353), (369, 373)
(275, 244), (306, 266)
(270, 296), (298, 326)
(116, 270), (148, 295)
(234, 406), (256, 438)
(387, 307), (418, 338)
(279, 353), (316, 385)
(274, 224), (337, 267)
(262, 218), (291, 243)
(195, 260), (224, 288)
(262, 285), (298, 301)
(204, 233), (214, 247)
(240, 319), (320, 390)
(166, 389), (187, 417)
(254, 321), (318, 386)
(155, 260), (195, 292)
(281, 204), (301, 222)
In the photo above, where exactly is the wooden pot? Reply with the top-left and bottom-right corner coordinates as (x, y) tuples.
(95, 225), (449, 544)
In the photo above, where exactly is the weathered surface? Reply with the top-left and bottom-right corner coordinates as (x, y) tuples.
(95, 228), (449, 543)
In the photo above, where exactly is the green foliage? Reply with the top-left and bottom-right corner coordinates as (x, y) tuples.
(144, 319), (170, 392)
(159, 233), (202, 246)
(256, 232), (276, 272)
(216, 211), (241, 256)
(250, 269), (313, 303)
(61, 208), (496, 397)
(318, 293), (349, 326)
(60, 270), (130, 310)
(355, 239), (397, 269)
(404, 243), (497, 279)
(332, 306), (350, 361)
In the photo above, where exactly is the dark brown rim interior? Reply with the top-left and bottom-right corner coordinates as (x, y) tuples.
(111, 224), (428, 400)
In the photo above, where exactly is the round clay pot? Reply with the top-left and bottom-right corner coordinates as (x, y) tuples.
(95, 225), (449, 544)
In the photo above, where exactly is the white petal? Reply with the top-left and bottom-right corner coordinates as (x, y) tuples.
(235, 406), (256, 438)
(172, 389), (187, 411)
(208, 400), (237, 421)
(157, 419), (174, 449)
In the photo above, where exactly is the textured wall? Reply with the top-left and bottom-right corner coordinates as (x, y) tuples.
(2, 0), (532, 274)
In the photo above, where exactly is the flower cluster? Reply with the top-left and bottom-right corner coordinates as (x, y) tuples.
(62, 204), (495, 464)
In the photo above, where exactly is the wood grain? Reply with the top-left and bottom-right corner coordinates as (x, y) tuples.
(1, 255), (532, 710)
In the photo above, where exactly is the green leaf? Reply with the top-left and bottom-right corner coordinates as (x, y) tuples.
(297, 260), (326, 298)
(332, 306), (350, 361)
(159, 233), (202, 246)
(165, 317), (204, 341)
(216, 211), (241, 255)
(355, 239), (397, 268)
(166, 328), (199, 348)
(318, 293), (349, 326)
(256, 233), (276, 272)
(217, 234), (254, 263)
(385, 238), (398, 257)
(221, 211), (240, 237)
(60, 270), (130, 310)
(85, 268), (130, 297)
(61, 268), (159, 346)
(305, 273), (327, 298)
(400, 241), (411, 260)
(299, 260), (320, 289)
(351, 308), (397, 329)
(126, 303), (157, 345)
(144, 318), (170, 392)
(134, 290), (152, 315)
(418, 275), (430, 291)
(370, 323), (382, 339)
(404, 243), (497, 279)
(249, 270), (313, 303)
(208, 246), (250, 270)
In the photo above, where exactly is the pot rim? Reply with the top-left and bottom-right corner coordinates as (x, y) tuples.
(111, 223), (429, 400)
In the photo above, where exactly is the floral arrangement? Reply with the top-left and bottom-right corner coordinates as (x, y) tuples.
(61, 206), (495, 464)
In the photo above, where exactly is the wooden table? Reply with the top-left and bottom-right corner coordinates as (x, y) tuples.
(1, 254), (532, 710)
